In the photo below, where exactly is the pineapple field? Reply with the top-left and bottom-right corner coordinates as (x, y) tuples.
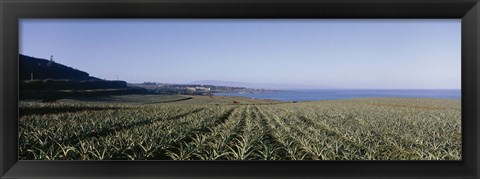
(19, 95), (461, 160)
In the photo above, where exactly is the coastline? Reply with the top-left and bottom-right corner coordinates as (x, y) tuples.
(214, 89), (461, 102)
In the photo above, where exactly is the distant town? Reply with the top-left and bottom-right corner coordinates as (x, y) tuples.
(131, 82), (278, 95)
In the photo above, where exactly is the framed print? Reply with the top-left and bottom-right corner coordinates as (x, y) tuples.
(1, 0), (480, 178)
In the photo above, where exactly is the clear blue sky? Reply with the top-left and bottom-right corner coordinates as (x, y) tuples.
(20, 19), (460, 89)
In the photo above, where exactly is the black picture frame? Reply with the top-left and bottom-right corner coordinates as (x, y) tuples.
(1, 0), (479, 178)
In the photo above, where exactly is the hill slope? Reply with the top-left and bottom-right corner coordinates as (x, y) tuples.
(19, 54), (100, 81)
(19, 54), (129, 91)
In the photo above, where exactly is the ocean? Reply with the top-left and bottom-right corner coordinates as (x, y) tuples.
(214, 89), (461, 102)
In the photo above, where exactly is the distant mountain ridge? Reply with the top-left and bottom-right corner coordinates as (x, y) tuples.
(188, 80), (323, 90)
(188, 80), (253, 88)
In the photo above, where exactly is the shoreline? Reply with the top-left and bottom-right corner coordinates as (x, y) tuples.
(213, 93), (462, 102)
